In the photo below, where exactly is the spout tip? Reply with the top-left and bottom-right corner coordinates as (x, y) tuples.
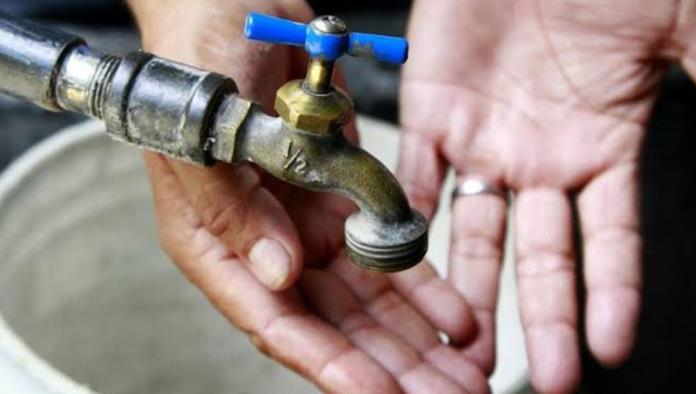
(345, 210), (428, 272)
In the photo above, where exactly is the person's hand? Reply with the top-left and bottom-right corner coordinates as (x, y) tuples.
(128, 0), (490, 392)
(399, 0), (696, 391)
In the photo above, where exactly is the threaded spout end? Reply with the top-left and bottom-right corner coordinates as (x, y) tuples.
(344, 210), (428, 272)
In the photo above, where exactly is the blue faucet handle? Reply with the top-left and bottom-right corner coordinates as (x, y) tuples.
(243, 13), (307, 47)
(244, 12), (409, 64)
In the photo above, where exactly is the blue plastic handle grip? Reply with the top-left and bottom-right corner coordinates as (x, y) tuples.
(348, 32), (408, 64)
(244, 12), (408, 64)
(244, 13), (307, 47)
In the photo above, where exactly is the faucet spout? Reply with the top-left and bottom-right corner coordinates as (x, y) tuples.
(210, 102), (428, 272)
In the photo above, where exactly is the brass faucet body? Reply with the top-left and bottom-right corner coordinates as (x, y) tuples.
(214, 58), (428, 271)
(273, 62), (353, 135)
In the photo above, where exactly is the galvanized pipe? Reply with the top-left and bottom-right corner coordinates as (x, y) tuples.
(55, 45), (116, 116)
(0, 11), (248, 166)
(0, 13), (84, 110)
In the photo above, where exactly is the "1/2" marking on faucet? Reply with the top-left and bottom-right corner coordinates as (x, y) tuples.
(283, 140), (308, 175)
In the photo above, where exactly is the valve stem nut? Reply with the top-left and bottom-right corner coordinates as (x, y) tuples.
(274, 79), (353, 134)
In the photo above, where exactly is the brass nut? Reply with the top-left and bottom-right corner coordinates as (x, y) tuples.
(274, 80), (354, 134)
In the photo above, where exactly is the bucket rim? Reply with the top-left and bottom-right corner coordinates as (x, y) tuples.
(0, 120), (102, 394)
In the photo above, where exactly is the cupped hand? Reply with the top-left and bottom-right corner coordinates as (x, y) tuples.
(399, 0), (696, 391)
(128, 0), (490, 392)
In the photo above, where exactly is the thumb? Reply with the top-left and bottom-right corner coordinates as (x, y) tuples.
(145, 153), (303, 290)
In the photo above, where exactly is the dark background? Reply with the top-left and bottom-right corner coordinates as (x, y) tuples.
(1, 1), (695, 392)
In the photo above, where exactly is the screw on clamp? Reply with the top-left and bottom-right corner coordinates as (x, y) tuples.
(244, 13), (408, 93)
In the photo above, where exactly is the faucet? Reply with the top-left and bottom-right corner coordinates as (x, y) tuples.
(0, 12), (428, 272)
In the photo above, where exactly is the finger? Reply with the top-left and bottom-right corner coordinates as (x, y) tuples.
(300, 269), (466, 394)
(578, 163), (641, 366)
(329, 255), (488, 392)
(679, 25), (696, 82)
(167, 158), (303, 291)
(389, 262), (477, 345)
(280, 190), (355, 265)
(424, 346), (491, 394)
(448, 176), (508, 374)
(516, 188), (580, 393)
(143, 152), (397, 393)
(330, 253), (440, 352)
(396, 131), (447, 220)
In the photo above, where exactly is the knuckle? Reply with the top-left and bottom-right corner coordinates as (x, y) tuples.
(194, 169), (264, 242)
(517, 251), (575, 279)
(194, 190), (249, 240)
(248, 332), (272, 357)
(366, 290), (404, 317)
(198, 201), (237, 238)
(451, 235), (502, 262)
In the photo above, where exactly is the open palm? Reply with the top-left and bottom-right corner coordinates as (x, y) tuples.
(145, 151), (491, 393)
(399, 0), (696, 391)
(129, 0), (492, 392)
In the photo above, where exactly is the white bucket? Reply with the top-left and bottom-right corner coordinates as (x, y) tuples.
(0, 118), (528, 393)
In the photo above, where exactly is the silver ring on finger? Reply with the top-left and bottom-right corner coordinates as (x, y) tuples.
(451, 178), (508, 202)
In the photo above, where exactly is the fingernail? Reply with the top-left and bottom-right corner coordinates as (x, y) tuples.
(248, 238), (291, 290)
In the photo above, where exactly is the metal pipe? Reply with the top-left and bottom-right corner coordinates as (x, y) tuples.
(0, 11), (248, 166)
(0, 13), (84, 110)
(100, 52), (240, 164)
(0, 11), (428, 272)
